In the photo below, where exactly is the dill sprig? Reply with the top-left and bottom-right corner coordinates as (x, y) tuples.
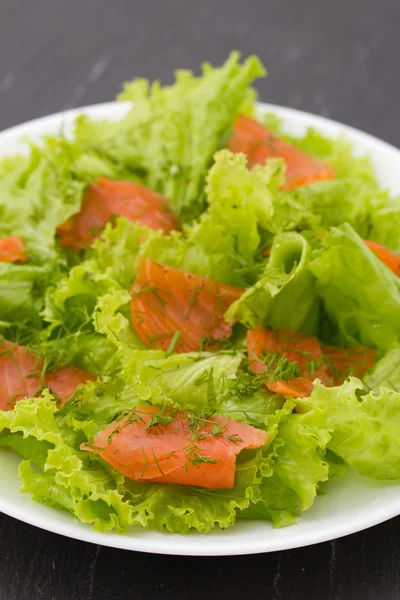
(257, 351), (303, 383)
(146, 405), (176, 431)
(166, 330), (181, 356)
(184, 283), (205, 319)
(151, 447), (165, 476)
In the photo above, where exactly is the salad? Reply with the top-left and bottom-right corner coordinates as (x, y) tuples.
(0, 52), (399, 535)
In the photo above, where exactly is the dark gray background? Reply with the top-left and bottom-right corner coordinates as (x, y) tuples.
(0, 1), (399, 599)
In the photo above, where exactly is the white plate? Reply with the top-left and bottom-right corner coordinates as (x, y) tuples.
(0, 102), (399, 556)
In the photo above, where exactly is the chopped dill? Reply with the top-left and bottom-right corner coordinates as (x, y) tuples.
(131, 285), (158, 297)
(146, 405), (176, 431)
(184, 283), (205, 319)
(187, 452), (221, 468)
(151, 447), (165, 476)
(166, 330), (182, 356)
(226, 435), (243, 443)
(140, 446), (147, 478)
(257, 351), (303, 383)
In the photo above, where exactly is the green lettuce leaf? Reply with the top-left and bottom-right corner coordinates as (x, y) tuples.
(216, 379), (284, 427)
(276, 178), (387, 237)
(75, 52), (265, 222)
(271, 408), (330, 511)
(363, 347), (400, 393)
(203, 149), (276, 260)
(0, 140), (85, 263)
(368, 199), (400, 254)
(301, 378), (400, 479)
(240, 402), (330, 527)
(172, 150), (279, 286)
(122, 449), (264, 534)
(226, 231), (320, 334)
(57, 379), (139, 434)
(87, 219), (145, 290)
(38, 258), (124, 375)
(0, 262), (55, 331)
(42, 251), (126, 335)
(308, 223), (400, 350)
(116, 349), (243, 412)
(36, 330), (120, 377)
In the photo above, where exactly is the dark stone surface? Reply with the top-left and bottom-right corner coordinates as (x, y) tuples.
(0, 1), (399, 598)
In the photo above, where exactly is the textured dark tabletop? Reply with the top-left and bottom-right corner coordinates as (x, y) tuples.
(0, 1), (400, 599)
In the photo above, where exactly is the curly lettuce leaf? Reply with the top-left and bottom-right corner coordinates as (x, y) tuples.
(38, 258), (124, 375)
(226, 231), (320, 334)
(75, 52), (265, 222)
(162, 150), (277, 286)
(278, 178), (387, 237)
(36, 329), (119, 377)
(363, 347), (400, 393)
(216, 379), (284, 427)
(117, 350), (243, 411)
(308, 223), (400, 350)
(240, 402), (330, 527)
(203, 149), (276, 259)
(301, 378), (400, 479)
(0, 262), (56, 331)
(122, 449), (264, 534)
(87, 219), (145, 290)
(43, 255), (123, 331)
(56, 379), (138, 435)
(0, 141), (85, 263)
(368, 199), (400, 254)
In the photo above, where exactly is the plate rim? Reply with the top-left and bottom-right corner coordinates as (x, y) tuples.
(0, 100), (399, 556)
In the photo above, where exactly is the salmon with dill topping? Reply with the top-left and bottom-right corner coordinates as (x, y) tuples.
(247, 326), (330, 398)
(228, 114), (335, 189)
(130, 257), (243, 353)
(82, 404), (267, 489)
(320, 344), (376, 385)
(248, 326), (376, 398)
(44, 366), (95, 405)
(57, 177), (179, 250)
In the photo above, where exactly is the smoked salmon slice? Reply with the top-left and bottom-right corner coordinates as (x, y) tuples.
(320, 344), (376, 385)
(82, 404), (268, 489)
(247, 326), (330, 398)
(57, 177), (179, 250)
(248, 326), (376, 398)
(0, 339), (94, 410)
(0, 236), (27, 263)
(44, 366), (95, 405)
(364, 240), (400, 277)
(0, 341), (42, 408)
(228, 114), (335, 189)
(130, 257), (243, 353)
